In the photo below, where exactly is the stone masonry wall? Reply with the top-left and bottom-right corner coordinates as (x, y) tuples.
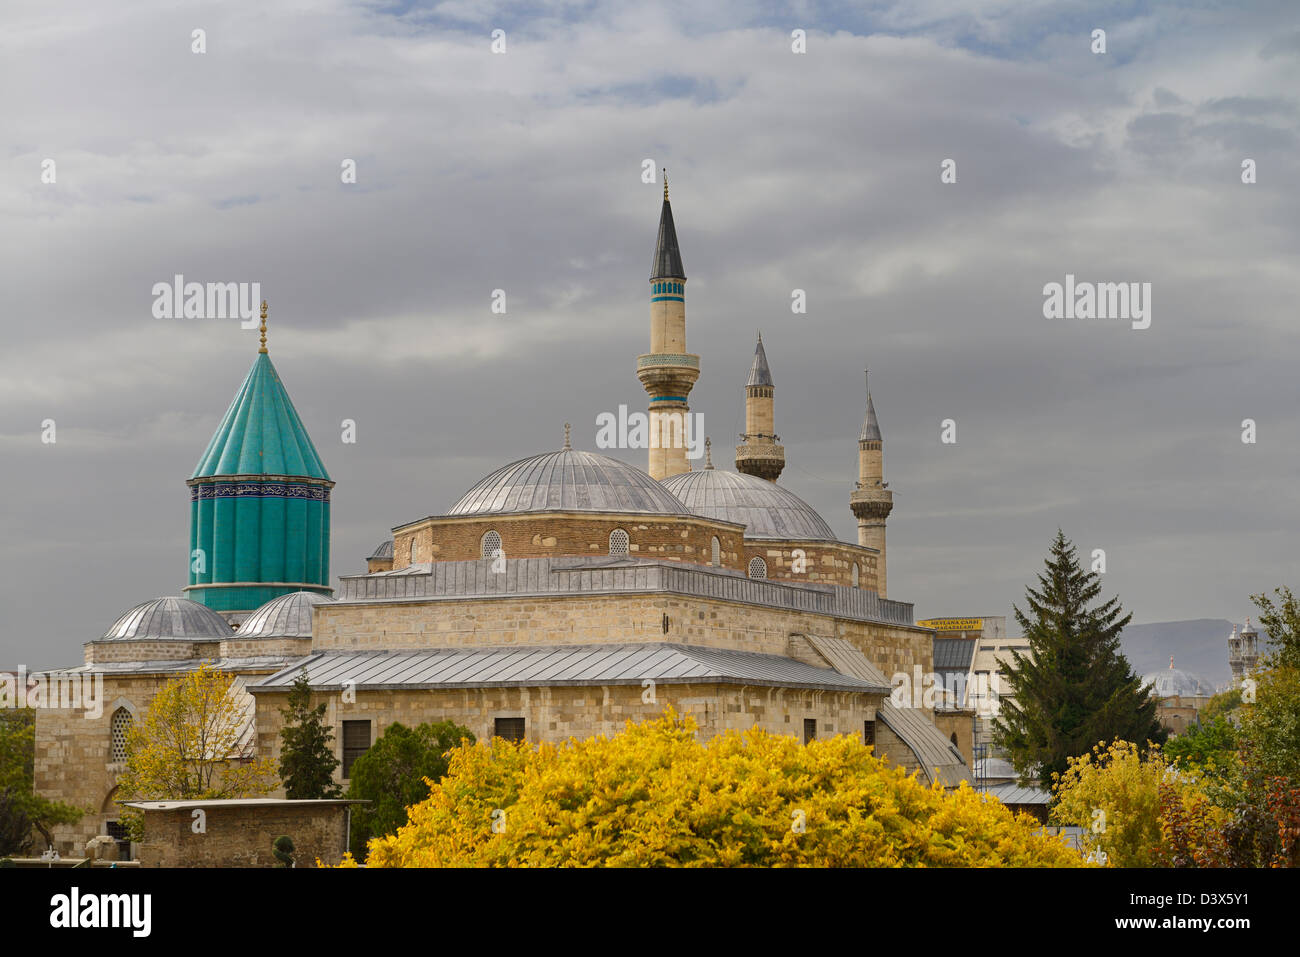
(134, 803), (351, 868)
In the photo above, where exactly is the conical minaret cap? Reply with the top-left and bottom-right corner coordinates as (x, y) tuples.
(650, 173), (686, 280)
(746, 333), (773, 387)
(859, 372), (882, 443)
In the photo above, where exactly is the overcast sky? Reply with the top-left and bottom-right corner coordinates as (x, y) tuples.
(3, 0), (1298, 669)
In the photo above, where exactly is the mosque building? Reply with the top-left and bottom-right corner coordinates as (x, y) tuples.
(33, 181), (968, 855)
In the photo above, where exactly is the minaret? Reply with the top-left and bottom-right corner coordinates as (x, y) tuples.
(637, 171), (699, 480)
(185, 302), (334, 624)
(849, 371), (894, 597)
(735, 333), (785, 481)
(1230, 618), (1260, 682)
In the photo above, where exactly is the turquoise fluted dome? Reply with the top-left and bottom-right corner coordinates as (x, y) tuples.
(191, 352), (330, 480)
(185, 348), (334, 617)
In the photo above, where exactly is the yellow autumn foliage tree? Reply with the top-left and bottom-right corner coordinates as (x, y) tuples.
(116, 665), (276, 822)
(363, 711), (1085, 867)
(1051, 740), (1226, 867)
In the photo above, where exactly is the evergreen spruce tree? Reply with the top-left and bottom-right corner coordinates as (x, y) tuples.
(278, 674), (342, 799)
(995, 530), (1165, 792)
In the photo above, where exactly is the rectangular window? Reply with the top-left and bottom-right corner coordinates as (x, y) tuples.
(863, 720), (875, 748)
(341, 720), (372, 778)
(803, 718), (816, 744)
(105, 820), (132, 861)
(494, 717), (526, 743)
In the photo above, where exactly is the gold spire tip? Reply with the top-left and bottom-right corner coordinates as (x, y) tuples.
(258, 300), (268, 353)
(663, 168), (669, 201)
(704, 436), (713, 469)
(563, 422), (572, 450)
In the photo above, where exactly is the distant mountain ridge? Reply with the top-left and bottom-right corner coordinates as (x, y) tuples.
(1119, 619), (1239, 691)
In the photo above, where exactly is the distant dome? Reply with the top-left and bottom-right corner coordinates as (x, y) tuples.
(1143, 666), (1213, 698)
(368, 539), (394, 560)
(661, 469), (838, 542)
(448, 448), (689, 516)
(103, 597), (232, 641)
(237, 591), (335, 638)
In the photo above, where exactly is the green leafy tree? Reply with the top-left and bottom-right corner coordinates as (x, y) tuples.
(0, 710), (85, 854)
(1251, 586), (1300, 670)
(1163, 716), (1238, 783)
(278, 674), (341, 799)
(995, 530), (1166, 792)
(346, 720), (474, 860)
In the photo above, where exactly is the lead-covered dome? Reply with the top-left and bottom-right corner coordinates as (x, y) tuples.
(662, 469), (838, 541)
(102, 597), (233, 640)
(237, 591), (335, 638)
(1143, 665), (1213, 698)
(448, 448), (689, 516)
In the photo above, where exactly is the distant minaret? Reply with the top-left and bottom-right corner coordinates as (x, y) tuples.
(735, 333), (785, 481)
(637, 170), (699, 480)
(1229, 618), (1260, 682)
(849, 371), (894, 596)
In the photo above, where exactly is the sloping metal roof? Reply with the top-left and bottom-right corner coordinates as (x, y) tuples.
(801, 634), (969, 788)
(983, 782), (1050, 806)
(236, 591), (335, 639)
(250, 642), (888, 694)
(876, 701), (970, 788)
(368, 539), (394, 560)
(934, 637), (978, 671)
(746, 335), (773, 387)
(801, 634), (892, 687)
(191, 352), (330, 480)
(661, 469), (838, 542)
(447, 448), (690, 517)
(101, 597), (233, 641)
(651, 198), (685, 279)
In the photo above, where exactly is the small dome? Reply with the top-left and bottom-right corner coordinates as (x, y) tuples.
(1143, 666), (1213, 698)
(661, 469), (838, 541)
(448, 448), (689, 516)
(103, 597), (232, 640)
(237, 591), (335, 638)
(368, 539), (394, 560)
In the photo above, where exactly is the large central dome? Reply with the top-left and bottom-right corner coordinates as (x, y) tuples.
(662, 469), (838, 541)
(447, 448), (690, 516)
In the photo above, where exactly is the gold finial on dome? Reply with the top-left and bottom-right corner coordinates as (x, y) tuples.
(258, 300), (269, 353)
(704, 436), (713, 469)
(563, 422), (571, 450)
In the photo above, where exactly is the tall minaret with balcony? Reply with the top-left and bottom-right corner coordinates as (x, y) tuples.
(735, 333), (785, 481)
(637, 172), (699, 480)
(849, 371), (894, 596)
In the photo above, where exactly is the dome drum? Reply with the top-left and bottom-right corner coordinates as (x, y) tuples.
(387, 512), (746, 573)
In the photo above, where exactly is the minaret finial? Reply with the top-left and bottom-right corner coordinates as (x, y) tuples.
(705, 436), (713, 469)
(563, 422), (571, 450)
(1170, 655), (1175, 669)
(663, 168), (669, 201)
(258, 300), (268, 353)
(865, 367), (869, 398)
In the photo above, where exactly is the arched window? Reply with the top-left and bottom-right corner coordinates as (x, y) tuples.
(852, 563), (859, 587)
(748, 557), (767, 580)
(409, 537), (418, 563)
(950, 732), (960, 748)
(711, 537), (721, 567)
(481, 530), (502, 560)
(110, 708), (132, 763)
(609, 528), (629, 557)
